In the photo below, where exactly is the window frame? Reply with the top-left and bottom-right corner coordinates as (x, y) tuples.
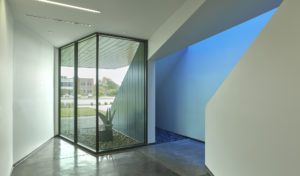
(58, 32), (148, 154)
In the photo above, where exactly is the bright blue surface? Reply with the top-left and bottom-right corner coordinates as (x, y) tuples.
(155, 9), (277, 141)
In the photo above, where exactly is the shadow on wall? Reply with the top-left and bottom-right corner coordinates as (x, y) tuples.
(155, 8), (277, 141)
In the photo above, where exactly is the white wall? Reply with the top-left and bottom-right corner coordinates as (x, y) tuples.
(148, 0), (205, 59)
(0, 0), (14, 175)
(13, 22), (54, 163)
(206, 1), (300, 176)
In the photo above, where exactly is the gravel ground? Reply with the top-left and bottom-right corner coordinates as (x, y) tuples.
(61, 129), (140, 151)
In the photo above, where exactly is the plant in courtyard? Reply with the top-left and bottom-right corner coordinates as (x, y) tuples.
(98, 108), (116, 142)
(99, 108), (116, 129)
(104, 102), (108, 105)
(90, 102), (94, 106)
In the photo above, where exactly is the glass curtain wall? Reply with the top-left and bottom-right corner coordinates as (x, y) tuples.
(98, 37), (145, 151)
(59, 33), (146, 153)
(77, 36), (97, 150)
(60, 44), (75, 140)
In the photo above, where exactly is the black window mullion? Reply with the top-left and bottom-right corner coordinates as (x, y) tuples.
(58, 48), (61, 135)
(144, 42), (148, 144)
(74, 42), (78, 144)
(96, 35), (99, 152)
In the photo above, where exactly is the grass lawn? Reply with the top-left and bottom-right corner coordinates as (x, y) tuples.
(61, 108), (105, 118)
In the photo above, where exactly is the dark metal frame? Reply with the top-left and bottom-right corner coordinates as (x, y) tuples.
(74, 42), (78, 144)
(58, 32), (148, 154)
(96, 35), (100, 152)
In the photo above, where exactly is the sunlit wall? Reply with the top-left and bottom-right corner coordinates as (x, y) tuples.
(155, 9), (277, 141)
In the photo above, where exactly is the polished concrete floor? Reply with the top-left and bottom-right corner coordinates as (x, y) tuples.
(12, 138), (209, 176)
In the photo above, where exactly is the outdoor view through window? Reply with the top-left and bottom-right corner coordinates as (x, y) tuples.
(60, 34), (145, 152)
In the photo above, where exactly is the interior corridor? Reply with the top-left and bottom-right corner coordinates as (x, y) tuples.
(2, 0), (298, 175)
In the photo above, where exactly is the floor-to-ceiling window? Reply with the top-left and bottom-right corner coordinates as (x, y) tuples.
(59, 33), (146, 153)
(77, 36), (97, 150)
(98, 36), (145, 151)
(60, 44), (75, 140)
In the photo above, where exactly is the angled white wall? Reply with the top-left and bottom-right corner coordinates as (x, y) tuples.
(206, 1), (300, 175)
(13, 22), (54, 163)
(0, 0), (14, 175)
(148, 0), (205, 59)
(149, 0), (282, 61)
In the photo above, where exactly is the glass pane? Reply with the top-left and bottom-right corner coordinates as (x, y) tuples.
(77, 36), (97, 150)
(60, 45), (75, 140)
(98, 36), (145, 151)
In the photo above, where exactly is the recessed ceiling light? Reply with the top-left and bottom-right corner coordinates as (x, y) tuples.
(36, 0), (101, 14)
(26, 14), (95, 27)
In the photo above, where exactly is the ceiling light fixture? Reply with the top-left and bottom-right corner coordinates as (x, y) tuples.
(36, 0), (101, 14)
(26, 14), (95, 27)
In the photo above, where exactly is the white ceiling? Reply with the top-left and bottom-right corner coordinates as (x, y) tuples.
(9, 0), (185, 47)
(9, 0), (283, 61)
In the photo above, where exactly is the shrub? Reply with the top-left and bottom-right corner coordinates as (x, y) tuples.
(61, 102), (74, 108)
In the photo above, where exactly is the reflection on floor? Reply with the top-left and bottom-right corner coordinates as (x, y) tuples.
(12, 138), (209, 176)
(155, 128), (186, 144)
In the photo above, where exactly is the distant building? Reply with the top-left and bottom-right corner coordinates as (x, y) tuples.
(61, 77), (94, 97)
(78, 78), (94, 96)
(61, 77), (74, 97)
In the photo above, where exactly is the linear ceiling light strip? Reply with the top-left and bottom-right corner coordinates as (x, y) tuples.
(37, 0), (101, 14)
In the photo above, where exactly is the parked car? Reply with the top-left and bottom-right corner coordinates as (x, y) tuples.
(62, 94), (70, 98)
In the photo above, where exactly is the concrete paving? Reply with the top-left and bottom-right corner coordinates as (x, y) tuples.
(12, 138), (209, 176)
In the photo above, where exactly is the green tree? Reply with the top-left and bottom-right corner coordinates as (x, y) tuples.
(98, 77), (120, 96)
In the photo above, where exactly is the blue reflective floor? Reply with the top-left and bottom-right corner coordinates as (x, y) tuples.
(155, 128), (187, 144)
(12, 138), (208, 176)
